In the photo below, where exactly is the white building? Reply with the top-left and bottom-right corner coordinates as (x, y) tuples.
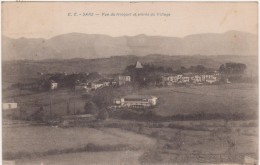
(114, 95), (158, 108)
(118, 75), (131, 86)
(50, 80), (58, 90)
(201, 74), (218, 84)
(181, 76), (190, 83)
(162, 75), (179, 83)
(3, 103), (18, 110)
(91, 82), (104, 90)
(191, 75), (202, 83)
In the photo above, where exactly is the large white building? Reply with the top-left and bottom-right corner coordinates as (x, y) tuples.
(114, 95), (158, 108)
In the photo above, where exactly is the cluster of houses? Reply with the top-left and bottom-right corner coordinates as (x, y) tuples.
(160, 71), (221, 86)
(74, 76), (130, 92)
(17, 61), (225, 93)
(43, 61), (225, 96)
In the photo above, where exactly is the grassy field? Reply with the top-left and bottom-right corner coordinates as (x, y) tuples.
(4, 83), (258, 119)
(16, 151), (144, 165)
(136, 83), (258, 116)
(3, 126), (155, 155)
(3, 88), (87, 118)
(101, 119), (258, 164)
(4, 118), (257, 164)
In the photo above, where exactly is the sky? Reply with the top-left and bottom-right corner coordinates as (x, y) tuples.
(2, 2), (258, 39)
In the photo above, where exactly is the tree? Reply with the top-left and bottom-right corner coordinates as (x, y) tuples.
(180, 66), (187, 73)
(66, 101), (70, 115)
(195, 65), (207, 73)
(87, 72), (103, 81)
(84, 101), (98, 114)
(97, 109), (109, 120)
(31, 106), (45, 122)
(219, 63), (247, 74)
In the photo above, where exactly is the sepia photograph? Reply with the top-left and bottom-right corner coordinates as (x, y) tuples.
(1, 2), (258, 165)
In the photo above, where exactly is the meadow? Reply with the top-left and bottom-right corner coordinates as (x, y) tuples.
(3, 126), (155, 159)
(136, 83), (258, 116)
(4, 83), (258, 120)
(4, 118), (257, 164)
(16, 151), (143, 165)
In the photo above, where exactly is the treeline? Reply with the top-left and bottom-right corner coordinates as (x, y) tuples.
(110, 110), (257, 122)
(123, 62), (248, 86)
(219, 63), (247, 74)
(175, 65), (214, 74)
(125, 64), (214, 74)
(46, 72), (102, 88)
(125, 63), (247, 75)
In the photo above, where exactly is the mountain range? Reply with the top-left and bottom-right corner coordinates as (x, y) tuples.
(2, 31), (258, 61)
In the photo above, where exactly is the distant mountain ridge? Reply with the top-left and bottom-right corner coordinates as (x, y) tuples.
(2, 31), (258, 61)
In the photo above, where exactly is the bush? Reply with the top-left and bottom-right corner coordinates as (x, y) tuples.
(30, 106), (46, 122)
(97, 109), (109, 120)
(84, 101), (98, 115)
(138, 125), (144, 133)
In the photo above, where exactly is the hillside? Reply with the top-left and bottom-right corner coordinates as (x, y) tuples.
(2, 31), (258, 61)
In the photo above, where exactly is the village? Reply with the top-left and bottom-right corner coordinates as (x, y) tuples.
(2, 60), (257, 165)
(3, 60), (233, 115)
(3, 60), (247, 119)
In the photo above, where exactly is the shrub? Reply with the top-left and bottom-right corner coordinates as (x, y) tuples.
(84, 101), (98, 115)
(97, 109), (109, 120)
(138, 125), (144, 133)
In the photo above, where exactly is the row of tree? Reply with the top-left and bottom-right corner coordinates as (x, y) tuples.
(43, 72), (103, 88)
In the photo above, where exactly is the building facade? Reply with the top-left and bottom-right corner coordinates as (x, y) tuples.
(114, 95), (158, 108)
(3, 103), (18, 110)
(118, 75), (131, 86)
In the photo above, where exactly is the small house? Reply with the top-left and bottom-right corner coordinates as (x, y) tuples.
(181, 76), (190, 83)
(91, 82), (104, 90)
(3, 103), (18, 110)
(191, 75), (202, 83)
(118, 75), (131, 86)
(162, 75), (179, 83)
(200, 72), (219, 84)
(49, 80), (58, 90)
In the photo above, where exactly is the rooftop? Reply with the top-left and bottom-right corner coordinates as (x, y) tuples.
(124, 95), (157, 100)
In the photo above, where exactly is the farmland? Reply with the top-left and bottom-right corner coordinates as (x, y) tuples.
(3, 118), (257, 164)
(3, 126), (155, 160)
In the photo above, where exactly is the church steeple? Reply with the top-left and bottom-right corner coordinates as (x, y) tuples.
(135, 61), (143, 69)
